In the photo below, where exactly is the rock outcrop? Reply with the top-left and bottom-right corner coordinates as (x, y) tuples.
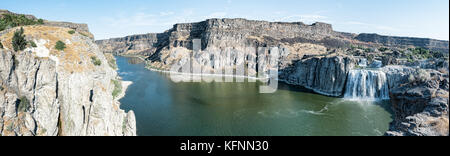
(96, 33), (160, 56)
(383, 67), (449, 136)
(355, 33), (449, 53)
(0, 9), (37, 20)
(0, 25), (136, 136)
(280, 54), (356, 96)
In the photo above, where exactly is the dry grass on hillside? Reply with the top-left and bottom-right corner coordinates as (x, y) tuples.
(0, 25), (99, 73)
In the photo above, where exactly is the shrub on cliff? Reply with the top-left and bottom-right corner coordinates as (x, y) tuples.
(55, 40), (66, 51)
(91, 56), (102, 66)
(0, 42), (3, 49)
(29, 41), (37, 47)
(111, 79), (122, 99)
(37, 19), (44, 24)
(379, 47), (389, 52)
(17, 96), (30, 112)
(68, 30), (75, 34)
(12, 27), (27, 52)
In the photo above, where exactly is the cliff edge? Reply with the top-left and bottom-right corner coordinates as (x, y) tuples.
(0, 25), (136, 136)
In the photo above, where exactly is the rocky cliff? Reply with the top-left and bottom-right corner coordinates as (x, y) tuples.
(0, 25), (136, 136)
(96, 18), (449, 57)
(97, 19), (339, 76)
(280, 54), (356, 96)
(383, 67), (449, 136)
(96, 33), (160, 56)
(355, 33), (449, 53)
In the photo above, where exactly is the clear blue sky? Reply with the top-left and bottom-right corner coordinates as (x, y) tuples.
(2, 0), (449, 40)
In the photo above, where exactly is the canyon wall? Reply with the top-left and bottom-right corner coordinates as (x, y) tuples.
(0, 25), (136, 136)
(355, 33), (449, 53)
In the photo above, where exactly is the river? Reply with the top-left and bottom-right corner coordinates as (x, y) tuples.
(117, 56), (393, 136)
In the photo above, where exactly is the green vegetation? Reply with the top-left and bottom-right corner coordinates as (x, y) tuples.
(354, 64), (364, 69)
(80, 32), (89, 38)
(378, 47), (389, 52)
(29, 40), (37, 47)
(0, 14), (43, 31)
(122, 118), (127, 132)
(5, 122), (14, 132)
(0, 42), (3, 49)
(406, 53), (415, 63)
(17, 96), (30, 112)
(68, 30), (75, 34)
(403, 47), (443, 62)
(367, 55), (374, 63)
(349, 44), (357, 50)
(91, 56), (102, 66)
(111, 79), (122, 99)
(107, 58), (117, 69)
(349, 44), (366, 51)
(55, 40), (66, 51)
(12, 27), (27, 51)
(37, 19), (44, 24)
(364, 48), (375, 53)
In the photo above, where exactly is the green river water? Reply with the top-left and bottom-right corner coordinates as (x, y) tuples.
(117, 56), (393, 136)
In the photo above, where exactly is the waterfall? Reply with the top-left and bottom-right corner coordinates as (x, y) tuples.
(344, 70), (390, 100)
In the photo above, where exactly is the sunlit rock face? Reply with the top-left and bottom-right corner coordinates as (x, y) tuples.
(0, 26), (136, 136)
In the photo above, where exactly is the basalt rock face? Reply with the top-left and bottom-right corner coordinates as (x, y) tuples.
(384, 68), (449, 136)
(280, 55), (356, 96)
(355, 33), (449, 53)
(96, 18), (449, 58)
(96, 19), (337, 75)
(0, 26), (136, 136)
(95, 33), (162, 56)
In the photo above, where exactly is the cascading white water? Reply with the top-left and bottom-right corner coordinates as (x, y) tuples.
(344, 70), (390, 100)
